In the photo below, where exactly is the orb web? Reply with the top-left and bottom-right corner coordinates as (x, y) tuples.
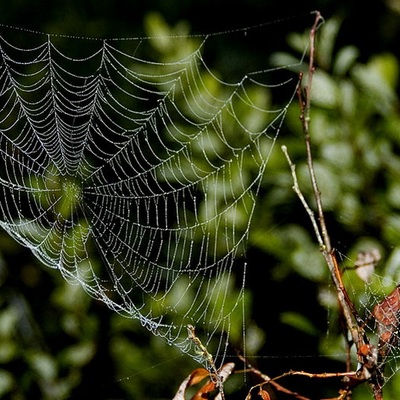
(0, 21), (305, 367)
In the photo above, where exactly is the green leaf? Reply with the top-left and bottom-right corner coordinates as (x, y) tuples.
(0, 340), (18, 363)
(61, 342), (95, 367)
(0, 308), (19, 337)
(369, 53), (399, 89)
(0, 370), (14, 397)
(352, 56), (397, 115)
(26, 352), (57, 381)
(311, 70), (338, 108)
(333, 45), (359, 76)
(316, 16), (342, 69)
(280, 311), (318, 335)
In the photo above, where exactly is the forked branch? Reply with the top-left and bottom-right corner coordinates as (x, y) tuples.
(281, 11), (362, 350)
(281, 10), (383, 400)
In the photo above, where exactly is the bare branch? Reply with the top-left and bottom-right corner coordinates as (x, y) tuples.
(281, 10), (388, 399)
(186, 324), (227, 399)
(281, 145), (324, 247)
(298, 11), (332, 253)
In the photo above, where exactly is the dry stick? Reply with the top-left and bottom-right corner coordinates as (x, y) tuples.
(281, 145), (323, 247)
(242, 355), (363, 400)
(281, 10), (377, 398)
(282, 143), (363, 324)
(295, 11), (364, 351)
(187, 324), (225, 399)
(279, 369), (358, 380)
(281, 147), (365, 367)
(280, 145), (363, 355)
(241, 359), (312, 400)
(301, 11), (330, 253)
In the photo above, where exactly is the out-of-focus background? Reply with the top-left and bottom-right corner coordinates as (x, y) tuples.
(1, 1), (400, 399)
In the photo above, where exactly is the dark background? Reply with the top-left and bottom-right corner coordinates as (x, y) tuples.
(1, 0), (400, 59)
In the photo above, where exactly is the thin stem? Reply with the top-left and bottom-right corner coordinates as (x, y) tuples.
(187, 324), (225, 399)
(281, 145), (323, 247)
(299, 11), (331, 253)
(282, 10), (384, 397)
(294, 12), (363, 348)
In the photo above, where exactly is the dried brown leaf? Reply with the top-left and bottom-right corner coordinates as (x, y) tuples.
(258, 388), (271, 400)
(188, 368), (210, 386)
(192, 363), (235, 400)
(373, 286), (400, 327)
(372, 285), (400, 368)
(172, 368), (210, 400)
(173, 363), (235, 400)
(191, 381), (216, 400)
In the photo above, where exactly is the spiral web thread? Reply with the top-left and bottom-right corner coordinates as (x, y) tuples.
(0, 22), (304, 367)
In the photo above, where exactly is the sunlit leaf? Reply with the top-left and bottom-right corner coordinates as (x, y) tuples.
(0, 370), (14, 397)
(280, 311), (318, 336)
(311, 70), (338, 108)
(333, 45), (359, 76)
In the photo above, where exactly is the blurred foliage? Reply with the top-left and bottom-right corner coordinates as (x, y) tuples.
(1, 8), (400, 400)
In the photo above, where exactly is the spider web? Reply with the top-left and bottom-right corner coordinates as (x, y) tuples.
(0, 21), (305, 367)
(337, 249), (400, 388)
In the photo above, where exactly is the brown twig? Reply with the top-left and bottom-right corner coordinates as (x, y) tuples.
(300, 11), (330, 252)
(282, 9), (385, 399)
(281, 145), (364, 360)
(241, 355), (364, 400)
(187, 324), (225, 399)
(288, 10), (368, 360)
(241, 358), (312, 400)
